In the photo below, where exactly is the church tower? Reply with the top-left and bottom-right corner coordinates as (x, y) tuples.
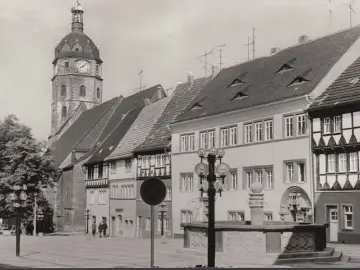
(51, 1), (103, 135)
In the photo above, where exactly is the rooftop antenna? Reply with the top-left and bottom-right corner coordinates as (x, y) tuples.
(132, 70), (146, 92)
(329, 0), (333, 33)
(211, 44), (226, 70)
(195, 50), (212, 76)
(349, 1), (356, 27)
(244, 37), (251, 61)
(252, 28), (256, 59)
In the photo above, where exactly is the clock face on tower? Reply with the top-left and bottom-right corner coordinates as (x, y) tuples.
(76, 60), (90, 73)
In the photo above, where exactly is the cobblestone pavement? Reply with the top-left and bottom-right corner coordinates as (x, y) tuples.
(0, 235), (359, 268)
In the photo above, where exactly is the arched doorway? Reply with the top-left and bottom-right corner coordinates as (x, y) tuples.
(280, 186), (312, 223)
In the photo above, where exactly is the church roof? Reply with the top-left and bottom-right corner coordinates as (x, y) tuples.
(134, 76), (211, 153)
(173, 26), (360, 124)
(105, 97), (171, 161)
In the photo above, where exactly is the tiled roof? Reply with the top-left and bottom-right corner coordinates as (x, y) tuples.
(106, 97), (171, 160)
(174, 26), (360, 124)
(307, 56), (360, 111)
(49, 97), (118, 167)
(134, 76), (212, 153)
(84, 106), (144, 166)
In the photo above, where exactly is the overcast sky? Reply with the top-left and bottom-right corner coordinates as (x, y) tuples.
(0, 0), (357, 140)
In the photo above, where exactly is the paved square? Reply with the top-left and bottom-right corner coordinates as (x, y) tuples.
(0, 234), (359, 268)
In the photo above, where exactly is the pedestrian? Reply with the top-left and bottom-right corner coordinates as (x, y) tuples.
(102, 221), (108, 237)
(98, 221), (103, 238)
(91, 221), (96, 238)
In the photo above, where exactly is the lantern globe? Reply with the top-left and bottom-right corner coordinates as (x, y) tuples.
(195, 163), (209, 177)
(216, 163), (230, 177)
(208, 147), (217, 156)
(216, 148), (225, 158)
(197, 148), (207, 158)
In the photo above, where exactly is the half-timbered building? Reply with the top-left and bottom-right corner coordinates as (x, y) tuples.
(307, 56), (360, 244)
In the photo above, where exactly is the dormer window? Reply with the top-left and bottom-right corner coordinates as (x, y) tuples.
(80, 85), (86, 97)
(64, 61), (69, 69)
(276, 64), (293, 74)
(231, 92), (248, 101)
(288, 76), (309, 87)
(229, 78), (245, 87)
(190, 103), (202, 110)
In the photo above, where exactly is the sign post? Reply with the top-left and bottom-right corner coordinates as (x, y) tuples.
(140, 177), (167, 268)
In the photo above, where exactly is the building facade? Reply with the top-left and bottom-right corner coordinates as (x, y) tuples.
(308, 57), (360, 244)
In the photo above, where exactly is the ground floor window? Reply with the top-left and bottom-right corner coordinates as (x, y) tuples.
(343, 205), (353, 230)
(228, 211), (245, 221)
(264, 212), (273, 221)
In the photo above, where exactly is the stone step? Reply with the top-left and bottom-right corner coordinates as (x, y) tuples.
(277, 248), (334, 259)
(275, 250), (342, 265)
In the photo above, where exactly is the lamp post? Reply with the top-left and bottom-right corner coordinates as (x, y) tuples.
(33, 193), (37, 237)
(288, 192), (301, 222)
(10, 184), (28, 257)
(194, 147), (230, 268)
(158, 203), (167, 240)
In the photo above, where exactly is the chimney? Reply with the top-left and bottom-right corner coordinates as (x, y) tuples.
(144, 98), (151, 106)
(157, 86), (163, 99)
(270, 47), (280, 55)
(187, 72), (194, 86)
(298, 35), (310, 45)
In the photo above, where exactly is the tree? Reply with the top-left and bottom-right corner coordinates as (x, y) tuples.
(0, 114), (58, 229)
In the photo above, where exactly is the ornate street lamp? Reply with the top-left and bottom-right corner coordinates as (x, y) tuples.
(194, 147), (230, 268)
(158, 202), (168, 243)
(33, 182), (47, 237)
(10, 183), (28, 257)
(288, 192), (301, 222)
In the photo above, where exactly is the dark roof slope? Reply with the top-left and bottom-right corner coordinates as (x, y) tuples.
(49, 97), (118, 167)
(95, 84), (165, 145)
(174, 26), (360, 123)
(307, 57), (360, 112)
(84, 106), (144, 166)
(135, 76), (212, 152)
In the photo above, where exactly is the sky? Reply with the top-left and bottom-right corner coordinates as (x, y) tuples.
(0, 0), (357, 140)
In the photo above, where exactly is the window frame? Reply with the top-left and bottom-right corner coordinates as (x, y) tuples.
(327, 154), (336, 173)
(264, 120), (274, 141)
(343, 205), (354, 231)
(350, 152), (358, 172)
(296, 114), (307, 136)
(228, 211), (245, 221)
(180, 133), (195, 152)
(284, 115), (294, 138)
(338, 153), (347, 173)
(180, 173), (194, 192)
(284, 160), (306, 183)
(244, 123), (253, 144)
(254, 122), (263, 142)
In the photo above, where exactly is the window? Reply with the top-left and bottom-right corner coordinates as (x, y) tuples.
(180, 173), (194, 192)
(96, 64), (100, 74)
(343, 205), (353, 230)
(87, 166), (94, 180)
(284, 116), (293, 137)
(208, 131), (215, 148)
(228, 211), (245, 221)
(285, 163), (294, 183)
(285, 161), (305, 183)
(245, 171), (253, 189)
(229, 126), (237, 146)
(220, 128), (229, 147)
(146, 217), (151, 230)
(264, 212), (273, 221)
(265, 169), (273, 189)
(80, 85), (86, 97)
(244, 124), (252, 143)
(230, 171), (238, 190)
(156, 155), (162, 167)
(61, 106), (67, 118)
(64, 61), (69, 68)
(323, 118), (331, 134)
(89, 191), (95, 205)
(180, 210), (193, 224)
(338, 154), (347, 173)
(98, 164), (103, 179)
(180, 134), (195, 152)
(97, 88), (101, 99)
(125, 159), (132, 172)
(166, 187), (172, 200)
(200, 132), (208, 149)
(61, 85), (66, 97)
(111, 185), (119, 199)
(161, 154), (166, 167)
(110, 161), (116, 174)
(120, 185), (134, 199)
(255, 122), (262, 142)
(98, 190), (106, 205)
(297, 114), (307, 135)
(328, 154), (336, 173)
(165, 218), (169, 231)
(333, 116), (342, 133)
(264, 120), (273, 140)
(200, 130), (216, 149)
(255, 170), (263, 184)
(350, 152), (358, 172)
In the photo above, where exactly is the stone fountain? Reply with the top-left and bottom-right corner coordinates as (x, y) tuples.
(181, 182), (347, 266)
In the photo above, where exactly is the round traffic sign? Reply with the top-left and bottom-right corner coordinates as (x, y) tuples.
(140, 177), (166, 206)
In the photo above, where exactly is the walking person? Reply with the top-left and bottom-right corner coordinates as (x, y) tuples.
(91, 221), (97, 238)
(102, 221), (108, 238)
(98, 221), (103, 238)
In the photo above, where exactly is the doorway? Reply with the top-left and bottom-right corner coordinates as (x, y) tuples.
(111, 216), (116, 237)
(117, 215), (123, 236)
(326, 205), (339, 242)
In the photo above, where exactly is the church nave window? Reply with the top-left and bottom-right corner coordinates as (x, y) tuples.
(97, 88), (101, 99)
(80, 85), (86, 97)
(61, 85), (66, 97)
(61, 106), (67, 119)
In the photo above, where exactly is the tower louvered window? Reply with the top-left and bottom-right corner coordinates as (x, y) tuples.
(80, 85), (86, 97)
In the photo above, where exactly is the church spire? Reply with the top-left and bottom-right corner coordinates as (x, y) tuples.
(71, 0), (84, 32)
